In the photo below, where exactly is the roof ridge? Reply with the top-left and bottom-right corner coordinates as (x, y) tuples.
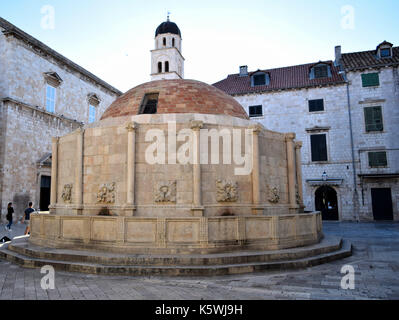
(226, 60), (335, 78)
(342, 46), (398, 56)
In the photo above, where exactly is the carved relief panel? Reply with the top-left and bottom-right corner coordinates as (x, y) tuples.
(216, 179), (238, 202)
(268, 186), (280, 204)
(154, 181), (177, 203)
(61, 184), (73, 203)
(97, 182), (116, 204)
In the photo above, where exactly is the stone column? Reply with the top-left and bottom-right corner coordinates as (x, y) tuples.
(285, 133), (298, 213)
(49, 137), (59, 214)
(295, 141), (305, 211)
(250, 124), (263, 215)
(190, 120), (204, 216)
(74, 128), (84, 215)
(125, 122), (137, 216)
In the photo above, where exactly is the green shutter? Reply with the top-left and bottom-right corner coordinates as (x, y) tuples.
(368, 152), (387, 167)
(364, 107), (383, 132)
(362, 73), (380, 87)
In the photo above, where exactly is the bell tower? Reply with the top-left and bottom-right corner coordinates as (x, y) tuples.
(151, 15), (185, 80)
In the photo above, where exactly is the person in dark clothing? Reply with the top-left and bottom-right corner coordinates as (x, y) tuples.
(22, 202), (35, 235)
(5, 202), (14, 231)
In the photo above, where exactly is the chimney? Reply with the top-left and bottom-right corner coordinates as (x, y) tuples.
(334, 46), (342, 66)
(239, 65), (248, 77)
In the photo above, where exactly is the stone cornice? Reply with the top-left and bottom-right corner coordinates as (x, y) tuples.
(306, 178), (343, 186)
(150, 70), (183, 79)
(358, 98), (386, 105)
(305, 126), (331, 132)
(1, 96), (83, 126)
(150, 46), (185, 61)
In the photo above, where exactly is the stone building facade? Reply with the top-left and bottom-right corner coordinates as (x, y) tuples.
(0, 17), (121, 220)
(151, 18), (184, 81)
(339, 43), (399, 221)
(214, 42), (399, 221)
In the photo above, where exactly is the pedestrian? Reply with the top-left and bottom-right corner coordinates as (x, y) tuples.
(5, 202), (14, 231)
(21, 202), (35, 235)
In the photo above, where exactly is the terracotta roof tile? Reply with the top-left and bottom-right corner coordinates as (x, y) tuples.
(213, 61), (345, 96)
(101, 79), (249, 120)
(341, 47), (399, 71)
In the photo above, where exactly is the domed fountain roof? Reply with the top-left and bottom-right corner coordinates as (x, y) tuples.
(100, 79), (249, 120)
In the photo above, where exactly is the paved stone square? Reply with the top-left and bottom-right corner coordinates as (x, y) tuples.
(0, 220), (398, 300)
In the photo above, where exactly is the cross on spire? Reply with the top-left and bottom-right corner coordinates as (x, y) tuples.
(167, 11), (171, 21)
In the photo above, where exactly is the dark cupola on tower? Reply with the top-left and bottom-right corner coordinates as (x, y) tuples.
(155, 18), (181, 37)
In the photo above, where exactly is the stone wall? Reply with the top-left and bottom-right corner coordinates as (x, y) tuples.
(232, 66), (399, 221)
(0, 28), (9, 97)
(258, 130), (289, 205)
(51, 113), (298, 218)
(233, 84), (358, 220)
(0, 99), (81, 220)
(2, 34), (118, 122)
(29, 212), (322, 254)
(0, 26), (120, 220)
(347, 66), (399, 220)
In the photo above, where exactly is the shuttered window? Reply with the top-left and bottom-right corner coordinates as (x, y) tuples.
(310, 134), (328, 162)
(380, 48), (391, 58)
(314, 65), (328, 78)
(364, 106), (383, 132)
(368, 151), (387, 167)
(253, 74), (266, 86)
(249, 105), (263, 117)
(309, 99), (324, 112)
(361, 73), (379, 87)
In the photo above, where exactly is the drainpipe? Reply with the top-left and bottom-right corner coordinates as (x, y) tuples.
(340, 70), (359, 222)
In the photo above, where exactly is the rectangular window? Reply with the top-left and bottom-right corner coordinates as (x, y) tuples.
(368, 151), (387, 167)
(45, 84), (56, 113)
(314, 66), (328, 79)
(380, 48), (391, 58)
(364, 106), (383, 132)
(253, 74), (266, 86)
(88, 105), (96, 124)
(139, 93), (159, 114)
(248, 105), (263, 117)
(310, 134), (328, 162)
(308, 99), (324, 112)
(361, 73), (379, 87)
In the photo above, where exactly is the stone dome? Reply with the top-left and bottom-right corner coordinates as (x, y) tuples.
(100, 79), (249, 120)
(155, 20), (181, 37)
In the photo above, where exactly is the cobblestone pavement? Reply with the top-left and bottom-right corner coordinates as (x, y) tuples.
(0, 221), (398, 300)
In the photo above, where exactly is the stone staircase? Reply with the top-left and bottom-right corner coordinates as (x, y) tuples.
(0, 236), (352, 276)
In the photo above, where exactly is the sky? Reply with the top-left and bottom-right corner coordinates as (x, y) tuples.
(1, 0), (399, 92)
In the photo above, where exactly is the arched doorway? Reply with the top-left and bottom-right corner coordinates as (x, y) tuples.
(315, 186), (339, 221)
